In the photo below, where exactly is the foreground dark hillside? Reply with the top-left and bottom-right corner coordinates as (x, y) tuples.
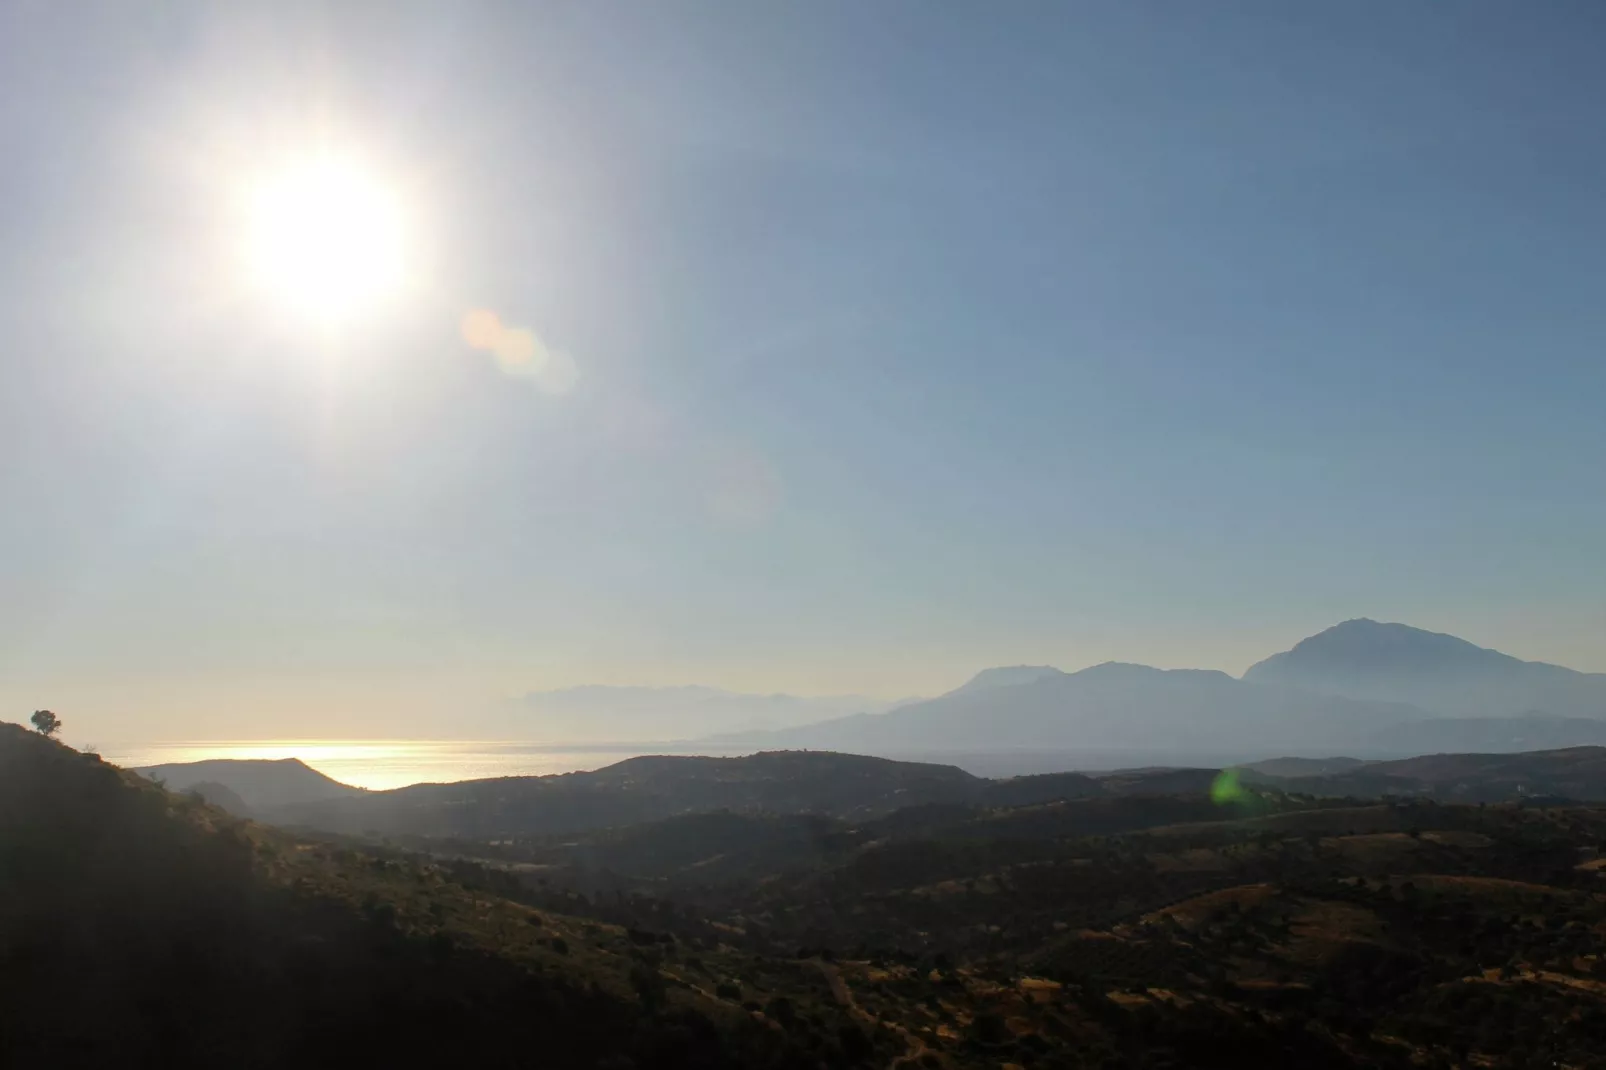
(409, 786), (1606, 1067)
(28, 725), (1606, 1067)
(0, 724), (895, 1069)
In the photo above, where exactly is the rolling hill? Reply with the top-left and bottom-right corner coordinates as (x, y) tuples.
(238, 751), (1185, 840)
(242, 742), (1606, 843)
(183, 779), (255, 816)
(135, 756), (363, 810)
(270, 751), (994, 838)
(368, 746), (1606, 1069)
(1374, 712), (1606, 753)
(1255, 745), (1606, 802)
(0, 722), (895, 1068)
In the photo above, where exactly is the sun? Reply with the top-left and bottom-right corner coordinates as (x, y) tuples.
(242, 156), (407, 322)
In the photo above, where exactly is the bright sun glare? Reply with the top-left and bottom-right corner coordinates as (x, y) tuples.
(243, 157), (406, 322)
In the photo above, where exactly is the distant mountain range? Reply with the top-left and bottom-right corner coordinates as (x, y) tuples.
(472, 620), (1605, 760)
(139, 619), (1606, 808)
(952, 665), (1064, 693)
(1243, 618), (1606, 719)
(493, 684), (903, 742)
(722, 662), (1426, 756)
(713, 619), (1606, 760)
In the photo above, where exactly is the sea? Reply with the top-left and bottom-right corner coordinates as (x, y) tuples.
(92, 739), (1248, 791)
(97, 740), (762, 791)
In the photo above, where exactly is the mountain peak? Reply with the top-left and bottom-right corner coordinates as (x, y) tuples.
(1275, 619), (1517, 671)
(1074, 662), (1237, 685)
(1076, 661), (1165, 678)
(1244, 619), (1603, 719)
(955, 665), (1065, 693)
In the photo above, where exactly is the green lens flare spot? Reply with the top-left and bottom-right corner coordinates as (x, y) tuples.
(1211, 768), (1246, 805)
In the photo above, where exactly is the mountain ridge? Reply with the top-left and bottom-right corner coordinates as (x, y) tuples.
(1244, 618), (1606, 718)
(708, 620), (1604, 758)
(498, 684), (905, 741)
(721, 659), (1428, 756)
(955, 665), (1066, 692)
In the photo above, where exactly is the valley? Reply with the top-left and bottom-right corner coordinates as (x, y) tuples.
(16, 719), (1606, 1067)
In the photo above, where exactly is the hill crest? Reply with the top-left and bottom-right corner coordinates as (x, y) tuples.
(135, 756), (362, 810)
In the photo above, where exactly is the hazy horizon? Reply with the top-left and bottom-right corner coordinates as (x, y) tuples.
(4, 3), (1604, 743)
(38, 617), (1606, 754)
(102, 737), (1372, 792)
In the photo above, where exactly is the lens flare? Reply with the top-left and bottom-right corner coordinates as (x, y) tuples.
(1210, 768), (1247, 805)
(459, 307), (578, 395)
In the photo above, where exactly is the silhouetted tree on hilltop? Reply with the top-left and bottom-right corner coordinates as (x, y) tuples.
(30, 709), (60, 737)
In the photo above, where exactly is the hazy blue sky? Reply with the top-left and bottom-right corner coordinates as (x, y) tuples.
(2, 2), (1603, 739)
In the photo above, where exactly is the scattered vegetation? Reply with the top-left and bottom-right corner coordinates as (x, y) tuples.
(389, 778), (1606, 1066)
(12, 721), (1606, 1067)
(0, 724), (897, 1069)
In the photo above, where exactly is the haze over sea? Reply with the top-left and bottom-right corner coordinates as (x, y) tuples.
(98, 738), (1272, 790)
(99, 740), (765, 791)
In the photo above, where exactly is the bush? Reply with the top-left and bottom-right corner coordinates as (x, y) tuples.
(968, 1011), (1009, 1045)
(837, 1023), (873, 1060)
(763, 996), (797, 1026)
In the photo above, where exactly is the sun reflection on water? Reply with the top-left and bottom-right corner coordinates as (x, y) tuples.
(96, 740), (753, 790)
